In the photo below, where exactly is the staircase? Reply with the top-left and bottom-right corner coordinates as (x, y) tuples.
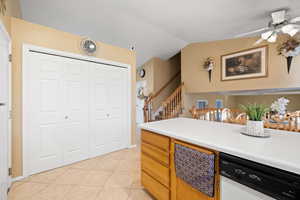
(143, 81), (183, 123)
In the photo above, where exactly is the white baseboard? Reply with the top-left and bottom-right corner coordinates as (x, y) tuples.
(128, 144), (137, 149)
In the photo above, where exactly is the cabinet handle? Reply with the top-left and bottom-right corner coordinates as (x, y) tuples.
(65, 116), (69, 119)
(0, 103), (5, 106)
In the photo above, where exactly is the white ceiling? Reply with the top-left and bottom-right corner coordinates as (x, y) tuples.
(20, 0), (300, 66)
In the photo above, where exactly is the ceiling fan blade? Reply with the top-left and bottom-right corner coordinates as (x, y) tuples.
(261, 30), (274, 40)
(290, 17), (300, 23)
(253, 38), (264, 46)
(282, 24), (300, 36)
(267, 33), (277, 43)
(235, 27), (270, 38)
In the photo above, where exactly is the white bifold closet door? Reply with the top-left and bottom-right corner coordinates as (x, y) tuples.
(89, 63), (128, 157)
(25, 51), (128, 175)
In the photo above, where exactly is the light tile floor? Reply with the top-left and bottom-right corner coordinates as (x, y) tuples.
(9, 147), (154, 200)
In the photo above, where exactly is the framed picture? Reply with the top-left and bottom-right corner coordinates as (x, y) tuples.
(221, 46), (268, 81)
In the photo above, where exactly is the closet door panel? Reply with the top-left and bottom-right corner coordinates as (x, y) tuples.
(62, 59), (89, 164)
(89, 63), (111, 156)
(27, 54), (64, 174)
(106, 67), (128, 150)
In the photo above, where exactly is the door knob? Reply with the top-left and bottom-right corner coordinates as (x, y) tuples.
(65, 116), (69, 119)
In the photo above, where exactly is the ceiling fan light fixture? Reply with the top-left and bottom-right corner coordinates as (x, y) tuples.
(267, 33), (277, 43)
(282, 24), (299, 36)
(289, 29), (299, 37)
(282, 24), (294, 33)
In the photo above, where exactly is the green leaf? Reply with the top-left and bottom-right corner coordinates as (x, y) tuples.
(239, 103), (269, 121)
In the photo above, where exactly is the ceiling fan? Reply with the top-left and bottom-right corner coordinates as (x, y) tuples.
(236, 9), (300, 45)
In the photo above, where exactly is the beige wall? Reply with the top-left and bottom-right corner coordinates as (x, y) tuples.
(0, 0), (21, 32)
(0, 15), (10, 33)
(137, 54), (181, 111)
(5, 0), (22, 18)
(152, 54), (181, 93)
(152, 54), (181, 110)
(9, 17), (136, 177)
(181, 35), (300, 93)
(137, 54), (181, 96)
(137, 58), (154, 96)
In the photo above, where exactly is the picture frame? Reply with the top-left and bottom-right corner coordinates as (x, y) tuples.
(221, 46), (268, 81)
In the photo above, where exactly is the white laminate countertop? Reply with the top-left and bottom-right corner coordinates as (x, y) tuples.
(139, 118), (300, 175)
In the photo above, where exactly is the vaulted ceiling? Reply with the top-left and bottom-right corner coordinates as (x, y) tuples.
(20, 0), (300, 66)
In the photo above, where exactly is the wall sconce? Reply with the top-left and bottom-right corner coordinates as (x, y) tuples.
(203, 57), (214, 82)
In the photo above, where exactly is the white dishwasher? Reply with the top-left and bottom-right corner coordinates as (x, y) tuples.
(221, 176), (275, 200)
(220, 153), (300, 200)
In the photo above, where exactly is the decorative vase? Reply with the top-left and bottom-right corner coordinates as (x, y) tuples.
(246, 120), (267, 137)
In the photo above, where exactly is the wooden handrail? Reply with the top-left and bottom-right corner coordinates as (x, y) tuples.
(143, 81), (183, 122)
(161, 83), (184, 120)
(162, 83), (183, 105)
(143, 71), (181, 122)
(149, 71), (181, 100)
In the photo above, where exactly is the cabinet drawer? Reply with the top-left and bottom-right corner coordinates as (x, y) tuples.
(142, 171), (170, 200)
(142, 130), (170, 152)
(142, 142), (169, 166)
(142, 153), (170, 188)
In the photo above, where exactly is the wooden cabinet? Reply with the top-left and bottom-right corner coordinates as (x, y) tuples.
(141, 130), (170, 152)
(141, 130), (170, 199)
(142, 154), (170, 187)
(142, 171), (170, 200)
(142, 142), (169, 166)
(141, 129), (220, 200)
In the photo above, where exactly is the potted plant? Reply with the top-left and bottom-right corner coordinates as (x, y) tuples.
(240, 103), (269, 137)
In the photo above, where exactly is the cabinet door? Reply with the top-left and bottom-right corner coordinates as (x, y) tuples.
(170, 140), (220, 200)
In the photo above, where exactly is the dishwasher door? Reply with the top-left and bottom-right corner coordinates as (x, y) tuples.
(221, 176), (275, 200)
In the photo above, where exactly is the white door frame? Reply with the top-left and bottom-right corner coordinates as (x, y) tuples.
(22, 44), (132, 177)
(0, 20), (12, 200)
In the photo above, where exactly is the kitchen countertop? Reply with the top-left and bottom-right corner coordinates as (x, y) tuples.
(140, 118), (300, 175)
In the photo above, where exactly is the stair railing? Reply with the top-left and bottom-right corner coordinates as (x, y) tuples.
(162, 83), (183, 119)
(143, 71), (181, 122)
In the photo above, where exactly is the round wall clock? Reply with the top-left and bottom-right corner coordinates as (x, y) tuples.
(139, 69), (146, 78)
